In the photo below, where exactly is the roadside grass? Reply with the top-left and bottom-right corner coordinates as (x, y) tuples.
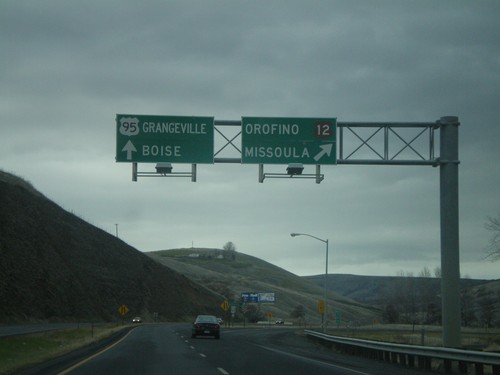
(0, 324), (131, 375)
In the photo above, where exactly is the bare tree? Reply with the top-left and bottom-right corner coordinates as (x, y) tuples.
(434, 266), (442, 278)
(418, 266), (432, 278)
(461, 287), (476, 327)
(485, 213), (500, 261)
(243, 304), (264, 323)
(381, 276), (405, 324)
(223, 241), (236, 252)
(290, 305), (306, 326)
(417, 267), (439, 324)
(223, 241), (236, 261)
(399, 272), (418, 326)
(478, 290), (495, 328)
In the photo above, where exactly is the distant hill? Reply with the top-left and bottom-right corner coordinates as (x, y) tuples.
(306, 274), (500, 326)
(305, 274), (491, 306)
(4, 169), (495, 327)
(0, 171), (222, 323)
(147, 249), (380, 325)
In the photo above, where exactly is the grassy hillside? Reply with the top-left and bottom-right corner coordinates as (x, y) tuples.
(0, 171), (223, 323)
(305, 274), (491, 306)
(306, 274), (500, 326)
(147, 248), (380, 325)
(5, 169), (492, 327)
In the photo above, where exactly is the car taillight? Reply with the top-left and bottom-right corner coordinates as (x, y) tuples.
(215, 324), (220, 329)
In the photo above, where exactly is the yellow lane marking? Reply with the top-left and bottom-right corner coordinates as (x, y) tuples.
(57, 328), (136, 375)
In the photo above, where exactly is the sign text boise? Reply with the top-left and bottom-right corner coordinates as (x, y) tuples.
(241, 117), (337, 164)
(116, 114), (214, 163)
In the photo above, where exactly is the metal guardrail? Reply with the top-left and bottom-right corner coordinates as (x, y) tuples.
(305, 330), (500, 374)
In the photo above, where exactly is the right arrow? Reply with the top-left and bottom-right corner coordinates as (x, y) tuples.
(313, 143), (333, 162)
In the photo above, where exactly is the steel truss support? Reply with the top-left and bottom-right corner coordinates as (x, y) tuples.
(213, 120), (440, 166)
(337, 121), (438, 166)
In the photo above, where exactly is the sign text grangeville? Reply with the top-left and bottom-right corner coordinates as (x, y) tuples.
(116, 114), (214, 163)
(241, 117), (337, 165)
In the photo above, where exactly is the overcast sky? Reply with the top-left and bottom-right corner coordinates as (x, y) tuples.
(1, 1), (499, 279)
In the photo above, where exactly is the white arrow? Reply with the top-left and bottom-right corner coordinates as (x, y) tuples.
(122, 140), (137, 160)
(313, 143), (333, 162)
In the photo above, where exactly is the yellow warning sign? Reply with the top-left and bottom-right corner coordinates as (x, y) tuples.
(118, 304), (129, 316)
(317, 299), (325, 314)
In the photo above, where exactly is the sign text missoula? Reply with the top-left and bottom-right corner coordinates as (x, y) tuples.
(241, 117), (337, 165)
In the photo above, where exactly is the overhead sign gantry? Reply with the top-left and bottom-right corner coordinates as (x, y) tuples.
(114, 114), (461, 349)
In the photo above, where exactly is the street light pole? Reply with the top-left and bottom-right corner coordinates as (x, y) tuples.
(291, 233), (329, 332)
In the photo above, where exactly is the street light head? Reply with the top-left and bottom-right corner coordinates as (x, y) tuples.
(290, 232), (327, 244)
(155, 162), (173, 175)
(286, 163), (304, 176)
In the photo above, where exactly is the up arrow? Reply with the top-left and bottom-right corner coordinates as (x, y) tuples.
(122, 140), (137, 160)
(313, 143), (333, 162)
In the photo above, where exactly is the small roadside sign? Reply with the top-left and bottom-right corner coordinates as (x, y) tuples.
(118, 304), (129, 316)
(317, 299), (325, 314)
(220, 300), (230, 312)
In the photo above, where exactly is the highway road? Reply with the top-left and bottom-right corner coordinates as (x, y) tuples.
(53, 323), (427, 375)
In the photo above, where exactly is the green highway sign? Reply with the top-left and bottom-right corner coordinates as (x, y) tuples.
(116, 114), (214, 163)
(241, 117), (337, 164)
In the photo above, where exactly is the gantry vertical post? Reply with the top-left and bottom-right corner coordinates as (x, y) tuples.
(439, 116), (461, 348)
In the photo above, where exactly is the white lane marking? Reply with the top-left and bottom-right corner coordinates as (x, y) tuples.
(256, 344), (371, 375)
(200, 353), (207, 358)
(190, 345), (195, 349)
(217, 368), (229, 375)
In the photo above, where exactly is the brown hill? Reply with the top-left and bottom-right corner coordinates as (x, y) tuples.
(306, 274), (491, 307)
(0, 171), (222, 323)
(147, 249), (381, 325)
(306, 274), (499, 326)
